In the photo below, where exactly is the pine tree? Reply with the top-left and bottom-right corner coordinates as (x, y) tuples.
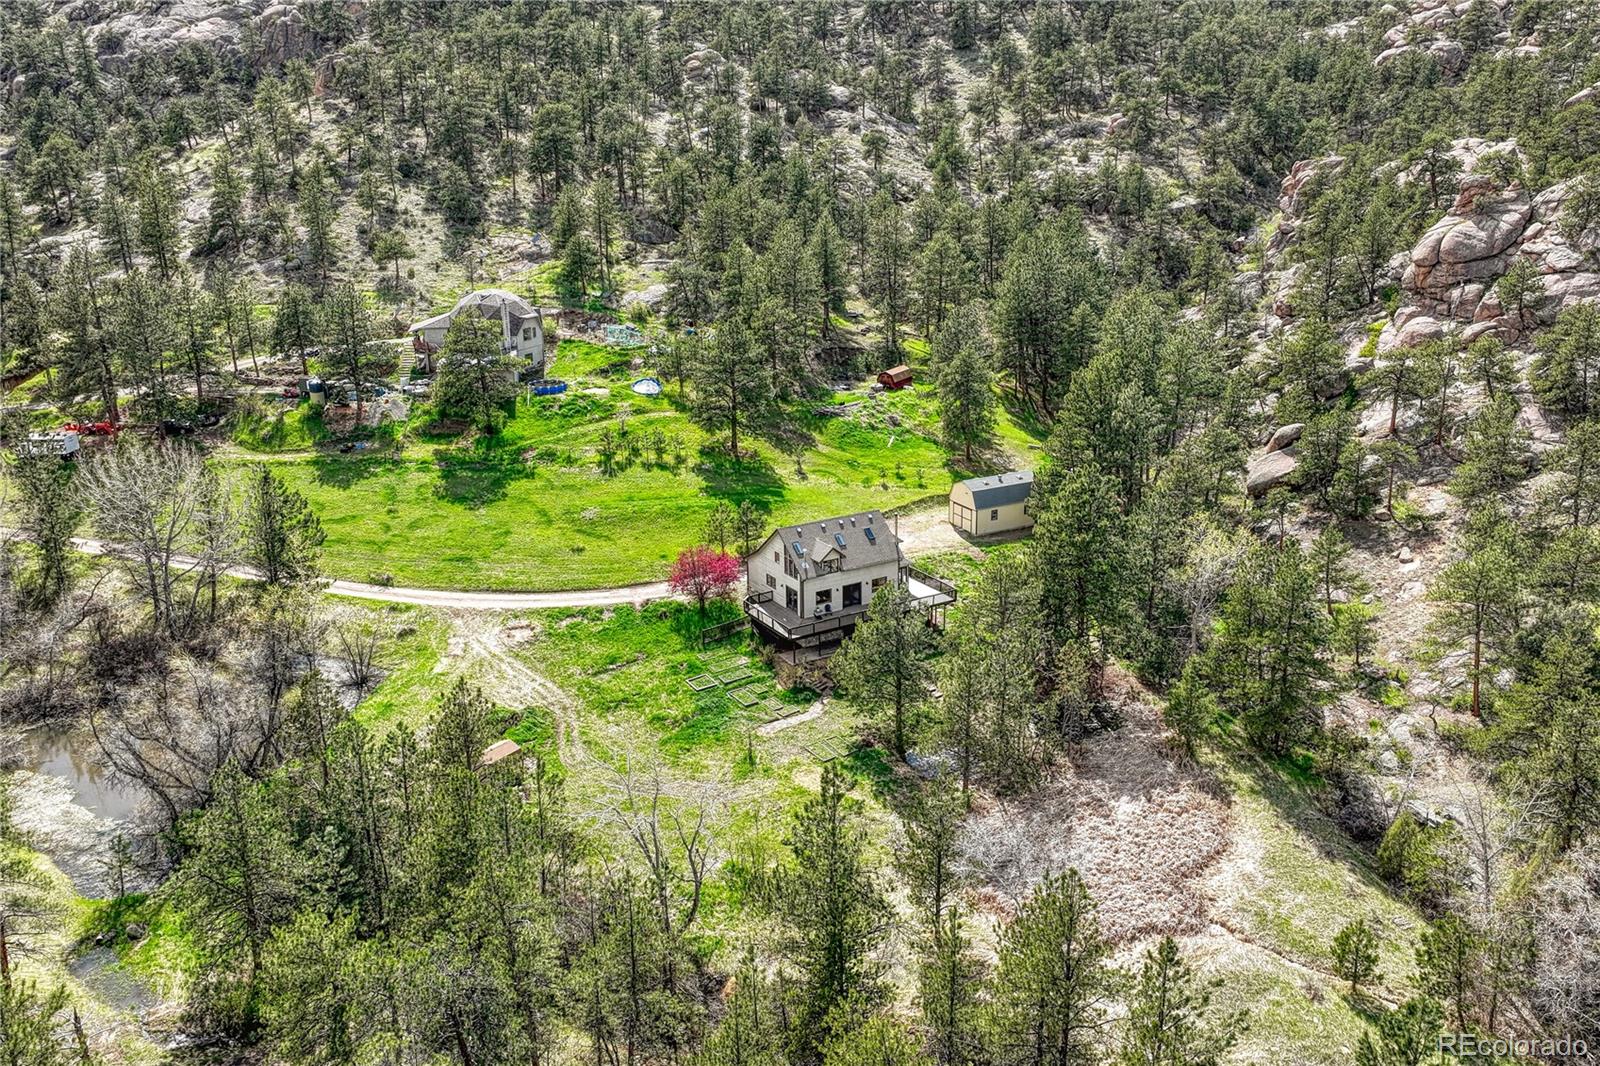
(1353, 997), (1442, 1066)
(823, 1015), (930, 1066)
(1307, 527), (1360, 617)
(919, 907), (984, 1066)
(297, 158), (340, 293)
(1546, 419), (1600, 528)
(1532, 301), (1600, 418)
(1331, 918), (1381, 996)
(933, 306), (998, 464)
(272, 283), (320, 376)
(180, 761), (308, 1021)
(784, 765), (888, 1052)
(1118, 936), (1243, 1066)
(1032, 463), (1124, 644)
(832, 582), (937, 761)
(1465, 334), (1518, 401)
(242, 464), (325, 586)
(113, 269), (177, 423)
(1202, 540), (1333, 754)
(1415, 915), (1481, 1033)
(319, 282), (377, 422)
(914, 230), (969, 337)
(1358, 346), (1422, 437)
(1449, 395), (1530, 507)
(1428, 514), (1521, 719)
(1162, 659), (1217, 758)
(0, 176), (35, 278)
(936, 627), (987, 795)
(810, 212), (849, 337)
(12, 456), (79, 607)
(1494, 257), (1544, 329)
(206, 149), (246, 256)
(985, 870), (1114, 1066)
(1369, 437), (1418, 518)
(435, 313), (519, 434)
(134, 161), (182, 279)
(96, 183), (136, 273)
(895, 783), (965, 933)
(1477, 629), (1600, 850)
(372, 229), (411, 293)
(865, 192), (911, 356)
(689, 317), (771, 460)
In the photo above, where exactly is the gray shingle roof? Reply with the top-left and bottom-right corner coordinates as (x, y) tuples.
(765, 511), (902, 573)
(958, 470), (1034, 508)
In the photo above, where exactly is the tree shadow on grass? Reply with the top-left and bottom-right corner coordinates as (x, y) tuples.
(309, 454), (404, 490)
(694, 445), (789, 511)
(1000, 388), (1052, 442)
(423, 432), (544, 508)
(429, 447), (539, 508)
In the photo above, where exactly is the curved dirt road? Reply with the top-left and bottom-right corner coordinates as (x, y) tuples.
(48, 503), (975, 611)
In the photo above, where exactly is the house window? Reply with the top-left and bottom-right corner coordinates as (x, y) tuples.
(871, 577), (888, 591)
(773, 551), (780, 563)
(990, 509), (999, 521)
(765, 574), (776, 589)
(843, 582), (862, 608)
(785, 586), (798, 611)
(814, 589), (833, 612)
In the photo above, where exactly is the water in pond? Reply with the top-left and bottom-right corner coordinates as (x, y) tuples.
(9, 725), (149, 898)
(21, 725), (143, 821)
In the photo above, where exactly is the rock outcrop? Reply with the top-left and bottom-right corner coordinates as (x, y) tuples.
(1389, 173), (1600, 346)
(53, 0), (327, 71)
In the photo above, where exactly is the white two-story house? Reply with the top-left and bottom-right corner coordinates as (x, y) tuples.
(743, 510), (956, 656)
(408, 288), (546, 377)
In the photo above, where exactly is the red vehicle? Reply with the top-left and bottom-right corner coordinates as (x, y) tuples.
(63, 420), (120, 436)
(282, 386), (301, 398)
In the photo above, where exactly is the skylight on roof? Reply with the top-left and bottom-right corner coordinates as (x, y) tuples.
(834, 533), (847, 548)
(792, 541), (805, 556)
(864, 527), (876, 544)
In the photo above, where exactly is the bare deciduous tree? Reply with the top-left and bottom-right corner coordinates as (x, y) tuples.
(335, 619), (385, 695)
(91, 660), (288, 830)
(76, 443), (238, 640)
(604, 763), (716, 943)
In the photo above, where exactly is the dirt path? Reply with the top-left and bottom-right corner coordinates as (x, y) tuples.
(445, 612), (591, 766)
(51, 501), (967, 612)
(54, 532), (676, 610)
(326, 577), (674, 609)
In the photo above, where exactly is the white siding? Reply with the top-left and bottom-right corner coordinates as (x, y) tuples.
(746, 532), (904, 619)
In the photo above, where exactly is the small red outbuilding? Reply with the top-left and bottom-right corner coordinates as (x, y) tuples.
(878, 364), (912, 389)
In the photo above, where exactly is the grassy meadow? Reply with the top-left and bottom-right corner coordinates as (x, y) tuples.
(226, 339), (1040, 590)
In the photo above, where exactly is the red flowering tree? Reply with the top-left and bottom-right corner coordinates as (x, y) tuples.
(669, 546), (742, 616)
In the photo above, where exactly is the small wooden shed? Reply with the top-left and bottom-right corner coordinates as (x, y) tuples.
(878, 364), (913, 389)
(479, 739), (522, 767)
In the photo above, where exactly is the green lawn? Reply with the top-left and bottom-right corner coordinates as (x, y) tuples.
(237, 340), (1000, 590)
(231, 400), (330, 452)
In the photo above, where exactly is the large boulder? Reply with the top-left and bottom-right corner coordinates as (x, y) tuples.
(1246, 448), (1300, 497)
(1266, 423), (1304, 452)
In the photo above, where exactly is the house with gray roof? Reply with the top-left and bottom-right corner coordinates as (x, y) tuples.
(408, 288), (546, 375)
(744, 510), (955, 657)
(949, 470), (1036, 536)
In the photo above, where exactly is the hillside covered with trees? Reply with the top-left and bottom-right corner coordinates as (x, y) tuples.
(2, 0), (1600, 1063)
